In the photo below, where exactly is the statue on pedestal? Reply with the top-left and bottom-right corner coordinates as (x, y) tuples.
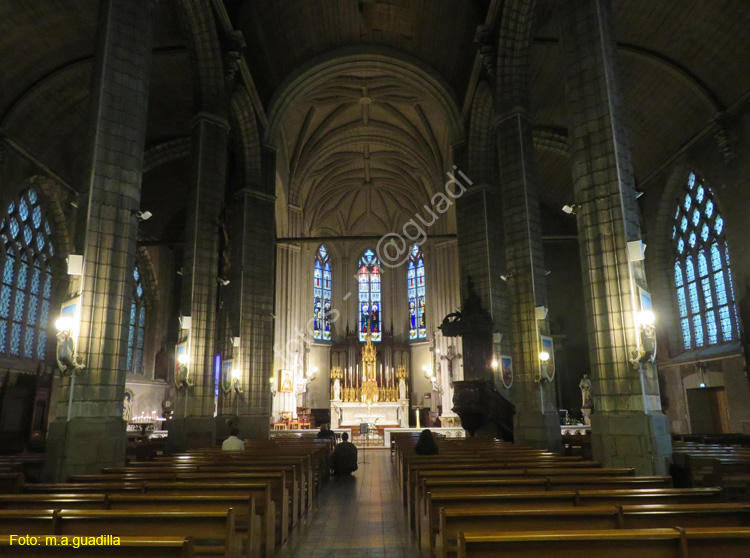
(579, 374), (592, 408)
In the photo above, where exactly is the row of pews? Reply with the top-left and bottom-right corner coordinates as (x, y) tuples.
(0, 438), (332, 558)
(393, 433), (750, 558)
(672, 440), (750, 499)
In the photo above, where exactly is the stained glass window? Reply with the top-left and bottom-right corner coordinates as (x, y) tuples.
(126, 265), (146, 374)
(672, 172), (740, 351)
(407, 244), (427, 340)
(0, 187), (54, 361)
(359, 249), (381, 342)
(313, 245), (332, 341)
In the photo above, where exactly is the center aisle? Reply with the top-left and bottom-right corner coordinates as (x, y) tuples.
(276, 448), (420, 558)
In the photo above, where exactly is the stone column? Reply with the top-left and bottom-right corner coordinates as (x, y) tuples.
(494, 2), (560, 452)
(454, 145), (505, 383)
(226, 148), (276, 438)
(44, 0), (155, 481)
(495, 106), (560, 451)
(559, 0), (671, 474)
(167, 113), (229, 452)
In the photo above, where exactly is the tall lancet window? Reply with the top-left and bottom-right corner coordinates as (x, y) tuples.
(672, 171), (740, 350)
(0, 187), (54, 360)
(358, 249), (381, 342)
(313, 244), (332, 340)
(126, 266), (146, 374)
(408, 244), (427, 340)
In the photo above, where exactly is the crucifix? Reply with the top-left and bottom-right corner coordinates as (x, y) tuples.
(440, 344), (462, 387)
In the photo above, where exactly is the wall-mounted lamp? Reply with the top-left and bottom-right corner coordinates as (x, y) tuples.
(232, 336), (241, 348)
(55, 316), (84, 376)
(535, 306), (548, 320)
(269, 377), (277, 397)
(66, 255), (83, 276)
(176, 354), (193, 391)
(217, 277), (230, 286)
(499, 273), (513, 282)
(231, 368), (243, 394)
(631, 310), (657, 370)
(133, 210), (152, 221)
(491, 360), (499, 370)
(537, 351), (551, 384)
(179, 316), (192, 330)
(562, 204), (581, 215)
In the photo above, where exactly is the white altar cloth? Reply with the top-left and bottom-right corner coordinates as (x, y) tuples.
(331, 400), (409, 428)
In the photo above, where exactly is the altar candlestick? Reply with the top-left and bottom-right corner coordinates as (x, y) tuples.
(380, 364), (383, 386)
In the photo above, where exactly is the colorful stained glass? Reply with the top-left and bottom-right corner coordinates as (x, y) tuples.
(0, 319), (5, 352)
(10, 323), (21, 355)
(407, 245), (427, 340)
(705, 311), (718, 345)
(701, 278), (713, 310)
(672, 172), (739, 351)
(0, 286), (10, 318)
(714, 216), (724, 235)
(39, 300), (49, 329)
(18, 199), (28, 222)
(43, 273), (51, 298)
(693, 314), (704, 347)
(26, 295), (37, 325)
(23, 225), (32, 245)
(313, 245), (332, 341)
(30, 268), (40, 295)
(9, 218), (18, 238)
(676, 287), (687, 318)
(688, 282), (700, 315)
(13, 291), (25, 321)
(681, 317), (691, 349)
(3, 257), (13, 285)
(719, 306), (733, 342)
(36, 333), (46, 360)
(359, 249), (382, 342)
(32, 206), (41, 228)
(23, 328), (34, 358)
(28, 188), (37, 204)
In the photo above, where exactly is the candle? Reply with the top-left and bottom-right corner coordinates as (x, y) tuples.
(380, 364), (383, 386)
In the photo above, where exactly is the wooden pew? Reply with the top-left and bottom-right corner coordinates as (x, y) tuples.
(455, 527), (750, 558)
(421, 487), (725, 550)
(415, 475), (672, 534)
(0, 473), (24, 494)
(0, 495), (108, 510)
(0, 509), (239, 558)
(0, 535), (194, 558)
(438, 503), (750, 558)
(107, 495), (266, 558)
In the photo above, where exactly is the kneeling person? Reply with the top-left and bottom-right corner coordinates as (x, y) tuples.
(332, 432), (358, 475)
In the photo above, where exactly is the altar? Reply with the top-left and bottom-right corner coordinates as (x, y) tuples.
(331, 400), (409, 428)
(329, 321), (410, 429)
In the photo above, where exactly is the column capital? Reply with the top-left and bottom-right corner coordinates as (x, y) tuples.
(493, 108), (531, 127)
(235, 187), (276, 203)
(191, 111), (231, 132)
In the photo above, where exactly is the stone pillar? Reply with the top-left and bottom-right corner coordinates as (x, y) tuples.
(225, 151), (275, 438)
(454, 145), (505, 383)
(167, 113), (229, 452)
(559, 0), (671, 474)
(44, 0), (155, 481)
(495, 2), (560, 452)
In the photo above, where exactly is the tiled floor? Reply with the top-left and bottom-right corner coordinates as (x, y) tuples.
(277, 448), (420, 558)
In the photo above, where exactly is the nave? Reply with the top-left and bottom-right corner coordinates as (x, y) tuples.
(277, 449), (418, 558)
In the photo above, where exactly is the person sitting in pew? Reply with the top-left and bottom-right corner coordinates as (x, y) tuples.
(221, 427), (245, 451)
(331, 433), (358, 476)
(317, 424), (334, 439)
(414, 429), (439, 455)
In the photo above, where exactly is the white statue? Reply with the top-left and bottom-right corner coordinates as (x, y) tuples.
(398, 377), (407, 400)
(579, 374), (592, 408)
(333, 378), (341, 401)
(122, 392), (133, 422)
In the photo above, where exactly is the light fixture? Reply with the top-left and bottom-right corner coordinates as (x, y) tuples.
(538, 351), (550, 363)
(535, 306), (548, 320)
(536, 351), (550, 384)
(55, 315), (84, 376)
(218, 277), (230, 286)
(179, 316), (191, 330)
(635, 190), (644, 199)
(500, 272), (513, 282)
(562, 204), (580, 215)
(269, 377), (277, 397)
(231, 368), (243, 394)
(544, 270), (552, 276)
(133, 210), (152, 221)
(631, 309), (657, 370)
(491, 360), (498, 370)
(66, 255), (83, 276)
(636, 310), (655, 327)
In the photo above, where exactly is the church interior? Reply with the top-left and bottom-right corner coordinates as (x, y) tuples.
(2, 0), (750, 556)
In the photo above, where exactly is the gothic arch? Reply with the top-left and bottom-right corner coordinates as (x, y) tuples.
(468, 80), (495, 184)
(230, 86), (263, 190)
